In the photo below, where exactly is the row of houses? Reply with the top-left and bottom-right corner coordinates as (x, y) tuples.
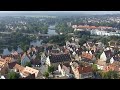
(0, 57), (40, 79)
(0, 36), (119, 79)
(72, 25), (120, 36)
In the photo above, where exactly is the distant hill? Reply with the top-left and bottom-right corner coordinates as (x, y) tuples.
(0, 11), (120, 17)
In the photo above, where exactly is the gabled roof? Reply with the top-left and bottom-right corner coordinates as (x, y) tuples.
(97, 60), (106, 66)
(17, 47), (23, 54)
(13, 64), (25, 72)
(0, 60), (6, 68)
(81, 52), (93, 60)
(8, 62), (17, 69)
(2, 48), (11, 56)
(78, 66), (92, 74)
(11, 51), (18, 56)
(23, 66), (39, 77)
(4, 57), (12, 63)
(59, 64), (70, 73)
(104, 50), (113, 58)
(49, 54), (71, 63)
(21, 53), (30, 61)
(113, 56), (120, 61)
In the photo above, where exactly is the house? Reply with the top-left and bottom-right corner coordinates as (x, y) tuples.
(50, 47), (61, 54)
(103, 64), (116, 72)
(20, 73), (35, 79)
(108, 41), (120, 48)
(13, 64), (25, 73)
(96, 60), (107, 70)
(2, 48), (11, 56)
(11, 51), (18, 56)
(41, 52), (47, 65)
(0, 60), (9, 75)
(70, 61), (93, 79)
(110, 57), (114, 64)
(12, 63), (38, 79)
(17, 47), (23, 54)
(100, 50), (112, 62)
(8, 62), (17, 69)
(0, 74), (8, 79)
(31, 54), (36, 60)
(21, 53), (31, 66)
(58, 64), (71, 77)
(109, 55), (120, 64)
(21, 66), (39, 78)
(4, 57), (13, 64)
(81, 51), (94, 60)
(81, 51), (96, 63)
(86, 42), (94, 50)
(95, 42), (105, 50)
(45, 53), (71, 68)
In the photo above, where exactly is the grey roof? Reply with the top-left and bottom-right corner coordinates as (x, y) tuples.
(49, 54), (71, 63)
(22, 55), (30, 61)
(17, 47), (23, 53)
(2, 48), (11, 56)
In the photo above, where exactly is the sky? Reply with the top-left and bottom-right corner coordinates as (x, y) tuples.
(0, 11), (120, 15)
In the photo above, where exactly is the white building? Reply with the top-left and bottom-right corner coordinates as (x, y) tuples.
(90, 30), (120, 36)
(100, 52), (107, 61)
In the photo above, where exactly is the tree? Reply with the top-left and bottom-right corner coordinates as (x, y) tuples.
(17, 56), (21, 65)
(106, 71), (119, 79)
(100, 38), (109, 46)
(79, 39), (86, 46)
(43, 72), (49, 78)
(8, 71), (20, 79)
(92, 64), (98, 72)
(25, 62), (32, 67)
(48, 66), (54, 74)
(99, 70), (120, 79)
(8, 46), (13, 52)
(95, 52), (101, 59)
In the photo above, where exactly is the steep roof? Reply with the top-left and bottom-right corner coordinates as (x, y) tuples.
(2, 48), (11, 56)
(104, 50), (113, 58)
(97, 60), (106, 66)
(21, 53), (30, 61)
(78, 66), (92, 74)
(17, 47), (23, 54)
(8, 62), (17, 69)
(23, 66), (39, 77)
(81, 52), (93, 60)
(14, 64), (25, 72)
(49, 54), (71, 63)
(0, 60), (6, 68)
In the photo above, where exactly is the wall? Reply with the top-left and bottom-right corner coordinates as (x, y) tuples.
(100, 52), (107, 61)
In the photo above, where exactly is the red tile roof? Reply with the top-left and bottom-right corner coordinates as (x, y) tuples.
(77, 66), (92, 74)
(81, 52), (93, 60)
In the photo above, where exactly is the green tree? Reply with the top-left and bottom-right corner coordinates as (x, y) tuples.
(48, 66), (54, 73)
(8, 71), (20, 79)
(92, 64), (98, 72)
(106, 71), (119, 79)
(17, 56), (21, 65)
(25, 62), (32, 67)
(95, 52), (102, 59)
(43, 72), (49, 78)
(79, 39), (86, 46)
(100, 38), (109, 46)
(99, 70), (120, 79)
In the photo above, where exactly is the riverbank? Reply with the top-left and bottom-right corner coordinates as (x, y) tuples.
(0, 25), (58, 55)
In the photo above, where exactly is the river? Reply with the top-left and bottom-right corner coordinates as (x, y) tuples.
(47, 25), (58, 35)
(2, 25), (58, 55)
